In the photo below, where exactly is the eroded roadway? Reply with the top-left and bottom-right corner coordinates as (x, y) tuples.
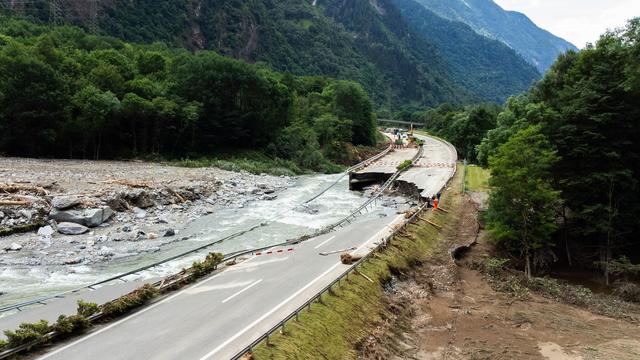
(32, 135), (456, 360)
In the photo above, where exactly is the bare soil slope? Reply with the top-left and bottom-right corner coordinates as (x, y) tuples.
(369, 194), (640, 360)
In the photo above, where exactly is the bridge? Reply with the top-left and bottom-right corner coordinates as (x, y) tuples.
(0, 135), (457, 360)
(377, 118), (424, 128)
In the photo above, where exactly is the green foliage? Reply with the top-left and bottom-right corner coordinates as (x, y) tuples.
(52, 315), (91, 336)
(190, 252), (225, 279)
(100, 284), (159, 318)
(483, 258), (509, 276)
(396, 159), (413, 172)
(3, 0), (540, 106)
(607, 256), (640, 278)
(486, 125), (560, 277)
(394, 0), (540, 103)
(76, 300), (100, 318)
(0, 338), (6, 350)
(0, 17), (377, 173)
(480, 19), (640, 277)
(419, 103), (500, 161)
(3, 320), (51, 348)
(464, 165), (490, 192)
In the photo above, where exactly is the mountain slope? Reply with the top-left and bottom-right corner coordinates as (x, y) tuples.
(97, 0), (467, 108)
(414, 0), (577, 72)
(392, 0), (540, 103)
(1, 0), (543, 105)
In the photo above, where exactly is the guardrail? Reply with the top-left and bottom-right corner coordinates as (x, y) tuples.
(0, 137), (396, 315)
(0, 136), (453, 359)
(230, 139), (454, 360)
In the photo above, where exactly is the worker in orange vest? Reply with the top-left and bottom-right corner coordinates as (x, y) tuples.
(433, 196), (439, 210)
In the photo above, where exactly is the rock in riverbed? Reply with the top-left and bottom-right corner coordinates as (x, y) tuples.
(57, 222), (89, 235)
(49, 207), (114, 227)
(4, 242), (22, 251)
(51, 196), (80, 210)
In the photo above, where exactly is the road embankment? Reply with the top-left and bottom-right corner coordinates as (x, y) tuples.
(250, 162), (464, 360)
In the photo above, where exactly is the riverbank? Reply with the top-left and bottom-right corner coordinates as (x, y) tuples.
(0, 157), (293, 267)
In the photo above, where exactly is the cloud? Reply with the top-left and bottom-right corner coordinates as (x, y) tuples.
(493, 0), (640, 47)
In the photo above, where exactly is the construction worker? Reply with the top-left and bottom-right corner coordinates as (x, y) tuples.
(433, 196), (439, 210)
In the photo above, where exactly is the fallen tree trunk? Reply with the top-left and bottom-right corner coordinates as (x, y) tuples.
(0, 200), (30, 206)
(0, 183), (48, 196)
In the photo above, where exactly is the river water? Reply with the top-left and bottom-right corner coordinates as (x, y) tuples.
(0, 173), (406, 307)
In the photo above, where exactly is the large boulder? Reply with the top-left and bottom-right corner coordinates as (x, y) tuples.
(84, 207), (114, 227)
(49, 207), (114, 228)
(125, 189), (155, 209)
(51, 196), (81, 210)
(57, 222), (89, 235)
(104, 192), (129, 212)
(4, 242), (22, 251)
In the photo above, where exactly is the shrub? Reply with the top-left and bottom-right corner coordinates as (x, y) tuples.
(396, 159), (413, 172)
(101, 284), (159, 317)
(77, 300), (99, 318)
(191, 252), (224, 279)
(613, 282), (640, 303)
(52, 315), (91, 336)
(484, 257), (509, 276)
(4, 320), (51, 348)
(0, 338), (7, 350)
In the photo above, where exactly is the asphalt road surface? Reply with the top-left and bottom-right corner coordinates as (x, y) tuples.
(30, 135), (456, 360)
(35, 215), (404, 360)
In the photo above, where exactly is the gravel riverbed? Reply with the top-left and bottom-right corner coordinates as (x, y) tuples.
(0, 157), (293, 267)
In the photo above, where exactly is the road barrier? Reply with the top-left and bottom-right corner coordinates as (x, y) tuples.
(0, 138), (395, 315)
(0, 136), (454, 360)
(230, 138), (455, 360)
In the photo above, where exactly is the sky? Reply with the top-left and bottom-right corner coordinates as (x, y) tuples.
(493, 0), (640, 48)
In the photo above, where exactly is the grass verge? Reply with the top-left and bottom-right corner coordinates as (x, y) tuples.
(250, 165), (463, 360)
(464, 165), (490, 192)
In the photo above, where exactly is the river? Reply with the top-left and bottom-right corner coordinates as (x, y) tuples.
(0, 173), (406, 307)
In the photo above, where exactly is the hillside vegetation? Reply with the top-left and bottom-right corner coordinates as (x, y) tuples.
(414, 0), (577, 72)
(1, 0), (543, 106)
(0, 17), (376, 172)
(393, 0), (540, 103)
(481, 19), (640, 283)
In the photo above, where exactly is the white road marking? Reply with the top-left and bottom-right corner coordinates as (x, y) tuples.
(313, 235), (336, 249)
(37, 270), (227, 360)
(225, 256), (290, 272)
(221, 279), (263, 304)
(198, 261), (343, 360)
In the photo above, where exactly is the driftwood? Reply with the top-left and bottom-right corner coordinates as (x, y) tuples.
(167, 187), (186, 203)
(0, 200), (30, 206)
(354, 269), (374, 283)
(0, 183), (48, 196)
(341, 252), (363, 265)
(437, 207), (450, 214)
(102, 179), (152, 188)
(426, 220), (442, 229)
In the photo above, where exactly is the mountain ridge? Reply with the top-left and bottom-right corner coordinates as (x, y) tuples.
(1, 0), (555, 106)
(413, 0), (577, 72)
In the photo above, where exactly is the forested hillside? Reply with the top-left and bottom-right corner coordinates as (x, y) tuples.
(480, 20), (640, 282)
(0, 17), (376, 172)
(0, 0), (544, 106)
(393, 0), (540, 103)
(414, 0), (577, 72)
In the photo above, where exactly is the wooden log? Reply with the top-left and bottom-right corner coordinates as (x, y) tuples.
(0, 183), (48, 196)
(426, 220), (442, 229)
(0, 200), (30, 206)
